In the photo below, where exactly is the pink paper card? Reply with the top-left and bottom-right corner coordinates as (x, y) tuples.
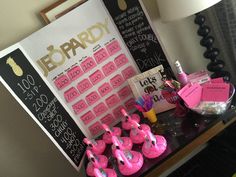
(64, 87), (79, 102)
(121, 66), (136, 80)
(72, 99), (88, 114)
(112, 105), (125, 119)
(114, 54), (129, 68)
(77, 79), (92, 94)
(85, 91), (100, 105)
(102, 61), (116, 76)
(80, 57), (97, 73)
(67, 66), (83, 81)
(178, 83), (202, 108)
(202, 83), (230, 102)
(98, 83), (113, 97)
(125, 98), (135, 111)
(89, 121), (103, 136)
(54, 74), (71, 90)
(118, 86), (132, 100)
(89, 70), (105, 85)
(93, 102), (108, 117)
(110, 74), (124, 89)
(100, 114), (115, 126)
(211, 77), (224, 83)
(106, 40), (121, 56)
(187, 70), (211, 85)
(80, 111), (95, 125)
(105, 94), (120, 108)
(94, 48), (109, 64)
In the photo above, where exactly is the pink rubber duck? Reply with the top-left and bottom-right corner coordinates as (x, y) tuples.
(83, 138), (106, 155)
(129, 119), (151, 144)
(111, 135), (133, 156)
(102, 124), (121, 144)
(142, 130), (167, 159)
(114, 149), (143, 176)
(86, 150), (108, 177)
(94, 168), (117, 177)
(121, 109), (140, 130)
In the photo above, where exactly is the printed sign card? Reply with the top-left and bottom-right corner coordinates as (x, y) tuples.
(128, 65), (175, 113)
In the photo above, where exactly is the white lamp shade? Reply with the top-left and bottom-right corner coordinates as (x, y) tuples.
(157, 0), (222, 22)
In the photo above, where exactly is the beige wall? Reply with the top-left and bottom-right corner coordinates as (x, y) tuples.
(0, 1), (84, 177)
(0, 0), (208, 177)
(142, 0), (208, 74)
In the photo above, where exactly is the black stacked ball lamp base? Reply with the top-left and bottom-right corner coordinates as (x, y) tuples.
(194, 13), (231, 81)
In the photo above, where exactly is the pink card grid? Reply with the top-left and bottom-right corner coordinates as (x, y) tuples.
(54, 40), (137, 136)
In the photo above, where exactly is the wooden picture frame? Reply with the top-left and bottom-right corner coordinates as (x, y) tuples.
(128, 65), (175, 113)
(40, 0), (87, 24)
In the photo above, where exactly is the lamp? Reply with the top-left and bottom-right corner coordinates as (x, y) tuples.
(157, 0), (231, 81)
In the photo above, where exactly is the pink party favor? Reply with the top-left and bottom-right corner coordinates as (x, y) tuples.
(102, 124), (121, 144)
(142, 131), (167, 159)
(86, 150), (108, 176)
(120, 109), (140, 130)
(130, 123), (150, 144)
(83, 138), (106, 155)
(94, 168), (117, 177)
(111, 135), (133, 156)
(114, 149), (143, 176)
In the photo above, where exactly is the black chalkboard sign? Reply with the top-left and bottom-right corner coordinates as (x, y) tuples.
(103, 0), (174, 77)
(0, 49), (86, 168)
